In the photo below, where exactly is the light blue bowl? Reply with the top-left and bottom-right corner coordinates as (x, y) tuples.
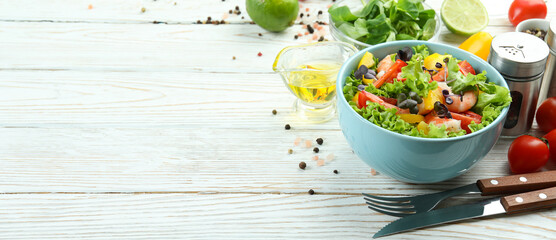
(337, 40), (510, 183)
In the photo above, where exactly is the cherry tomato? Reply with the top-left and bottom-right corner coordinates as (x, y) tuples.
(508, 135), (549, 174)
(508, 0), (547, 27)
(536, 97), (556, 133)
(544, 129), (556, 161)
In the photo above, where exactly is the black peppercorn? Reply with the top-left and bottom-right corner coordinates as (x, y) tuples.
(272, 109), (277, 115)
(285, 124), (291, 130)
(308, 189), (315, 195)
(313, 147), (319, 153)
(333, 170), (338, 174)
(307, 24), (314, 34)
(258, 33), (262, 36)
(288, 149), (293, 154)
(294, 35), (299, 39)
(316, 138), (323, 145)
(299, 161), (306, 170)
(300, 13), (304, 18)
(235, 6), (239, 10)
(318, 10), (323, 15)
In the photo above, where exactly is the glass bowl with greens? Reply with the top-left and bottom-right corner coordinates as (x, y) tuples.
(329, 0), (441, 49)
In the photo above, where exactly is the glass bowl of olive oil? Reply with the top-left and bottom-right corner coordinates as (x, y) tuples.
(273, 41), (358, 122)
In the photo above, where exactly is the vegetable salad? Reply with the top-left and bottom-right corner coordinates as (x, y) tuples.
(343, 45), (512, 138)
(329, 0), (437, 45)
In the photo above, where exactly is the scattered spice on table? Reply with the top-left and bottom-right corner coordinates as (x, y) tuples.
(333, 170), (338, 174)
(258, 52), (262, 57)
(313, 147), (319, 153)
(141, 7), (146, 13)
(317, 159), (325, 166)
(299, 161), (307, 170)
(293, 137), (301, 146)
(288, 149), (293, 154)
(308, 189), (315, 195)
(285, 124), (291, 130)
(307, 24), (314, 33)
(316, 138), (323, 145)
(304, 140), (312, 148)
(272, 109), (277, 115)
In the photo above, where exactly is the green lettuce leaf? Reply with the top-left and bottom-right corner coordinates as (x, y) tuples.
(400, 60), (437, 97)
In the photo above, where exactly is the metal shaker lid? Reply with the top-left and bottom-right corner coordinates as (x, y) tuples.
(547, 17), (556, 51)
(489, 32), (549, 78)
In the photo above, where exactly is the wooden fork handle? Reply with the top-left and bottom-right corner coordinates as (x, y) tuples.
(501, 186), (556, 214)
(477, 171), (556, 196)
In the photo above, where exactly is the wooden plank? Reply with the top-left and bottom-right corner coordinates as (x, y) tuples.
(0, 22), (530, 72)
(2, 125), (549, 193)
(1, 0), (555, 26)
(0, 193), (554, 239)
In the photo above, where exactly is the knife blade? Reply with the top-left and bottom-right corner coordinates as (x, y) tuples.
(373, 186), (556, 238)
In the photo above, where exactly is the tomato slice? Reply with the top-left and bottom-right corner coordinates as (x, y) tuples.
(431, 68), (447, 82)
(378, 96), (397, 105)
(374, 59), (407, 88)
(458, 60), (476, 76)
(451, 111), (482, 134)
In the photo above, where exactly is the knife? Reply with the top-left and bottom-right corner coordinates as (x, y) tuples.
(373, 186), (556, 238)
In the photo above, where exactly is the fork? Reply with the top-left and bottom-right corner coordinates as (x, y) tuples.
(363, 170), (556, 217)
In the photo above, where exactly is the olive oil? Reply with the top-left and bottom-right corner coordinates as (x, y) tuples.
(286, 61), (342, 107)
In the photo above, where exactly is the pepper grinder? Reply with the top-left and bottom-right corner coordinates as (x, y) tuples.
(489, 32), (549, 136)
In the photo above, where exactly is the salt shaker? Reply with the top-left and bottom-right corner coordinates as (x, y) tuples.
(489, 32), (549, 136)
(539, 18), (556, 104)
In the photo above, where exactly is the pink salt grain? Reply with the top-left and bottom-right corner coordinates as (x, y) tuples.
(305, 8), (309, 12)
(312, 34), (318, 40)
(327, 4), (332, 8)
(312, 155), (319, 161)
(317, 159), (325, 166)
(305, 140), (312, 148)
(326, 153), (335, 161)
(302, 25), (307, 29)
(294, 137), (302, 146)
(317, 26), (323, 30)
(298, 33), (303, 37)
(304, 32), (309, 35)
(371, 169), (377, 176)
(313, 23), (319, 28)
(222, 13), (229, 19)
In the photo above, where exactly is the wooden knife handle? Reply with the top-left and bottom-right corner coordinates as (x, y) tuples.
(501, 186), (556, 214)
(477, 171), (556, 196)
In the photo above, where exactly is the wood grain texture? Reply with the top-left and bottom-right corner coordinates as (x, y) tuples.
(0, 193), (554, 239)
(1, 0), (556, 238)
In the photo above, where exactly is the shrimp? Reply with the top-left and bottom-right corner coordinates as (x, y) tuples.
(426, 116), (463, 133)
(437, 83), (477, 113)
(376, 54), (395, 73)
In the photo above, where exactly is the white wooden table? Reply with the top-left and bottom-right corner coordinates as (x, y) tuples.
(1, 0), (555, 239)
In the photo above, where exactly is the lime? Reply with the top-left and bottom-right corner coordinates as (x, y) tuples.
(440, 0), (489, 36)
(246, 0), (299, 32)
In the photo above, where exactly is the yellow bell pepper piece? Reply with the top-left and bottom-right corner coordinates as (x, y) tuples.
(358, 52), (376, 69)
(352, 92), (359, 104)
(399, 114), (425, 124)
(417, 121), (429, 135)
(459, 31), (493, 61)
(419, 87), (444, 115)
(424, 53), (452, 71)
